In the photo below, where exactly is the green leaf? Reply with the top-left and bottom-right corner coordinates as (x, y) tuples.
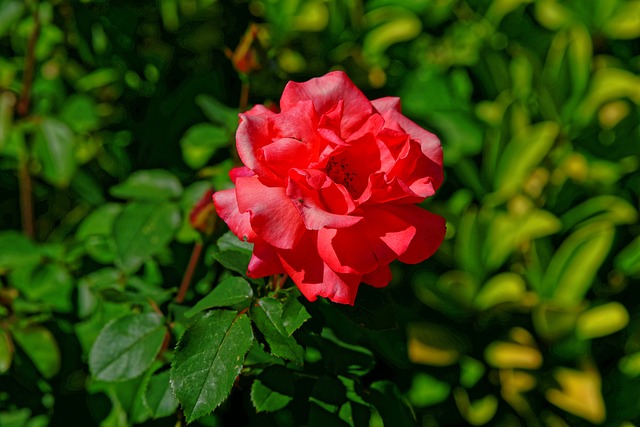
(407, 373), (450, 407)
(492, 121), (559, 200)
(184, 276), (253, 318)
(474, 273), (527, 310)
(143, 370), (179, 419)
(180, 123), (231, 170)
(281, 296), (311, 335)
(364, 381), (415, 427)
(110, 170), (183, 202)
(0, 231), (40, 271)
(250, 366), (295, 413)
(308, 376), (349, 427)
(0, 328), (13, 374)
(76, 203), (122, 264)
(211, 231), (254, 276)
(615, 234), (640, 276)
(11, 326), (60, 379)
(454, 389), (498, 426)
(560, 195), (637, 231)
(195, 94), (240, 128)
(316, 329), (375, 376)
(113, 202), (181, 273)
(0, 1), (25, 38)
(576, 302), (629, 339)
(34, 117), (77, 187)
(544, 221), (614, 303)
(89, 313), (166, 382)
(75, 68), (120, 92)
(484, 209), (562, 271)
(58, 94), (99, 133)
(13, 263), (74, 313)
(171, 310), (253, 423)
(251, 297), (304, 363)
(429, 110), (484, 165)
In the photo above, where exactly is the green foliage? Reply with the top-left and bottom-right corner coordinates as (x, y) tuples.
(1, 0), (639, 426)
(170, 310), (253, 422)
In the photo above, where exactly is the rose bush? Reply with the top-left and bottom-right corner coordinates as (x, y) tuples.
(213, 71), (445, 304)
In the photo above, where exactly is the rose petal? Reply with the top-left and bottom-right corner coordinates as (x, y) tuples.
(235, 176), (306, 249)
(229, 166), (255, 183)
(278, 232), (361, 305)
(287, 169), (362, 230)
(371, 96), (401, 114)
(382, 109), (444, 191)
(212, 188), (256, 242)
(236, 110), (282, 184)
(383, 205), (446, 264)
(362, 263), (392, 288)
(317, 227), (379, 275)
(280, 71), (373, 138)
(357, 172), (423, 205)
(247, 240), (284, 277)
(359, 206), (417, 265)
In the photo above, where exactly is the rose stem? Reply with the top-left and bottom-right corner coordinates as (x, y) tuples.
(175, 241), (203, 304)
(239, 79), (250, 112)
(17, 5), (41, 239)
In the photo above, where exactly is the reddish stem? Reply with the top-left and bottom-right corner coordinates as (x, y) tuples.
(17, 6), (41, 239)
(175, 242), (203, 304)
(17, 8), (40, 117)
(239, 80), (250, 112)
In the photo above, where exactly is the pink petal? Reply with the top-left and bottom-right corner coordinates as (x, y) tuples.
(382, 109), (444, 192)
(384, 205), (446, 264)
(317, 227), (379, 275)
(235, 176), (306, 249)
(229, 166), (254, 183)
(362, 263), (392, 288)
(212, 188), (256, 242)
(277, 232), (361, 305)
(360, 206), (417, 265)
(236, 111), (282, 185)
(280, 71), (373, 138)
(262, 137), (312, 177)
(371, 97), (401, 114)
(357, 172), (423, 205)
(247, 240), (284, 277)
(287, 169), (362, 230)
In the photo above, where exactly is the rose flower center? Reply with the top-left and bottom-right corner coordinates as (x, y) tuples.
(325, 158), (357, 195)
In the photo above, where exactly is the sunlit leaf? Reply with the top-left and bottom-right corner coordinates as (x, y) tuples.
(180, 123), (231, 170)
(250, 366), (294, 413)
(184, 276), (253, 317)
(11, 326), (60, 379)
(615, 234), (640, 276)
(407, 373), (450, 407)
(576, 302), (629, 339)
(493, 122), (559, 200)
(0, 231), (40, 271)
(545, 366), (606, 424)
(544, 221), (614, 303)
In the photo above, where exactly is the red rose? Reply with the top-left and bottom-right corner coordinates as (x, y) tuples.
(213, 71), (445, 305)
